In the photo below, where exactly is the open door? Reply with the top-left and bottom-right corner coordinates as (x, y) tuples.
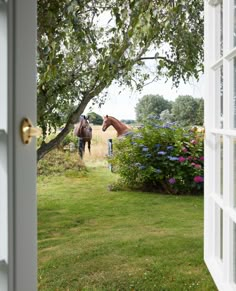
(204, 0), (236, 290)
(0, 0), (37, 290)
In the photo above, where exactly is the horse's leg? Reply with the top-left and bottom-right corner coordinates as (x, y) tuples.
(88, 140), (91, 154)
(82, 141), (86, 156)
(78, 138), (83, 159)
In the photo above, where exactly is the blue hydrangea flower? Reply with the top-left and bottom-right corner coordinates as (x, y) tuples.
(166, 146), (174, 151)
(142, 147), (149, 152)
(154, 169), (162, 173)
(158, 151), (167, 155)
(168, 156), (179, 161)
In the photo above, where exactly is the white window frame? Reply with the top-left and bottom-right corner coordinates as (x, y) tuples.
(204, 0), (236, 290)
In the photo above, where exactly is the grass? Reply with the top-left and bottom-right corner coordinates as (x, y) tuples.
(37, 125), (216, 290)
(38, 165), (217, 290)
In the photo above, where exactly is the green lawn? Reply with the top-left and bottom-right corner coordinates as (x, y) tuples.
(38, 165), (216, 291)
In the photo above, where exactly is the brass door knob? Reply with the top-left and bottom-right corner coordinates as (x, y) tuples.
(21, 118), (42, 144)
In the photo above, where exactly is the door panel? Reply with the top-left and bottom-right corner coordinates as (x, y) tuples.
(0, 0), (37, 290)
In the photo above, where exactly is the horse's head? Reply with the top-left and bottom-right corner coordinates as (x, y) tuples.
(102, 115), (111, 132)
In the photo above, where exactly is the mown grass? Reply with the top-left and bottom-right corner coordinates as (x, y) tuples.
(38, 165), (216, 290)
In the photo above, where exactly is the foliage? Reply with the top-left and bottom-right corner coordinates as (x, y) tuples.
(37, 149), (86, 176)
(120, 119), (136, 124)
(159, 109), (174, 123)
(135, 94), (172, 122)
(87, 112), (103, 125)
(108, 118), (204, 194)
(171, 95), (204, 126)
(37, 0), (204, 160)
(61, 131), (78, 146)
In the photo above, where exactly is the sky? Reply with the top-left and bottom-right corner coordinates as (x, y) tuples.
(85, 74), (205, 120)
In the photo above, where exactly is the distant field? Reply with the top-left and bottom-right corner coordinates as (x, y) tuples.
(82, 125), (117, 165)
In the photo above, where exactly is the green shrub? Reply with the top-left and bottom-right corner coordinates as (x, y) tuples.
(61, 132), (78, 147)
(108, 117), (204, 194)
(37, 149), (86, 176)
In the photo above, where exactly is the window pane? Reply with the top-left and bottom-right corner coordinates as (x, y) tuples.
(216, 66), (223, 129)
(216, 2), (223, 58)
(233, 222), (236, 283)
(215, 205), (223, 260)
(234, 0), (236, 46)
(215, 135), (223, 196)
(233, 58), (236, 128)
(234, 138), (236, 207)
(220, 2), (223, 56)
(220, 138), (223, 196)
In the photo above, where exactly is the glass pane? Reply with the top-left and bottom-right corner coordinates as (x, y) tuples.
(216, 66), (223, 129)
(215, 135), (223, 196)
(234, 138), (236, 207)
(220, 2), (223, 56)
(233, 58), (236, 128)
(233, 222), (236, 283)
(234, 0), (236, 47)
(215, 205), (223, 260)
(216, 2), (223, 58)
(220, 138), (223, 195)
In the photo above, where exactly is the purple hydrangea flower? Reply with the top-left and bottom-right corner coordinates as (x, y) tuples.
(194, 176), (204, 183)
(168, 178), (176, 184)
(179, 156), (186, 163)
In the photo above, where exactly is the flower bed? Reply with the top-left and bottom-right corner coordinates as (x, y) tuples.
(108, 118), (204, 194)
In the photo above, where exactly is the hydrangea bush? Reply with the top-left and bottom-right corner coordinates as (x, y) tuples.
(108, 117), (204, 194)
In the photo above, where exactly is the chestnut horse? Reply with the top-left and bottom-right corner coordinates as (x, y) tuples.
(102, 115), (132, 137)
(74, 116), (92, 159)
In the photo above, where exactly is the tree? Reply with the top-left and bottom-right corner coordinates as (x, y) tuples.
(37, 0), (204, 160)
(135, 94), (172, 122)
(87, 112), (103, 125)
(160, 109), (174, 123)
(195, 98), (204, 125)
(171, 95), (204, 126)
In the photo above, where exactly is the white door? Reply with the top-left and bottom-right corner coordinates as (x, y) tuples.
(204, 0), (236, 290)
(0, 0), (37, 290)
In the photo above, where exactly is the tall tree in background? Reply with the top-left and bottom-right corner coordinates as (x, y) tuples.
(171, 95), (204, 126)
(87, 112), (103, 125)
(135, 94), (172, 122)
(37, 0), (204, 160)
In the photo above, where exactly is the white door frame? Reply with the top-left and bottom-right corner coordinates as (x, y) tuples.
(0, 0), (37, 290)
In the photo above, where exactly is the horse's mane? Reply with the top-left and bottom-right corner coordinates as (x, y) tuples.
(107, 116), (127, 125)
